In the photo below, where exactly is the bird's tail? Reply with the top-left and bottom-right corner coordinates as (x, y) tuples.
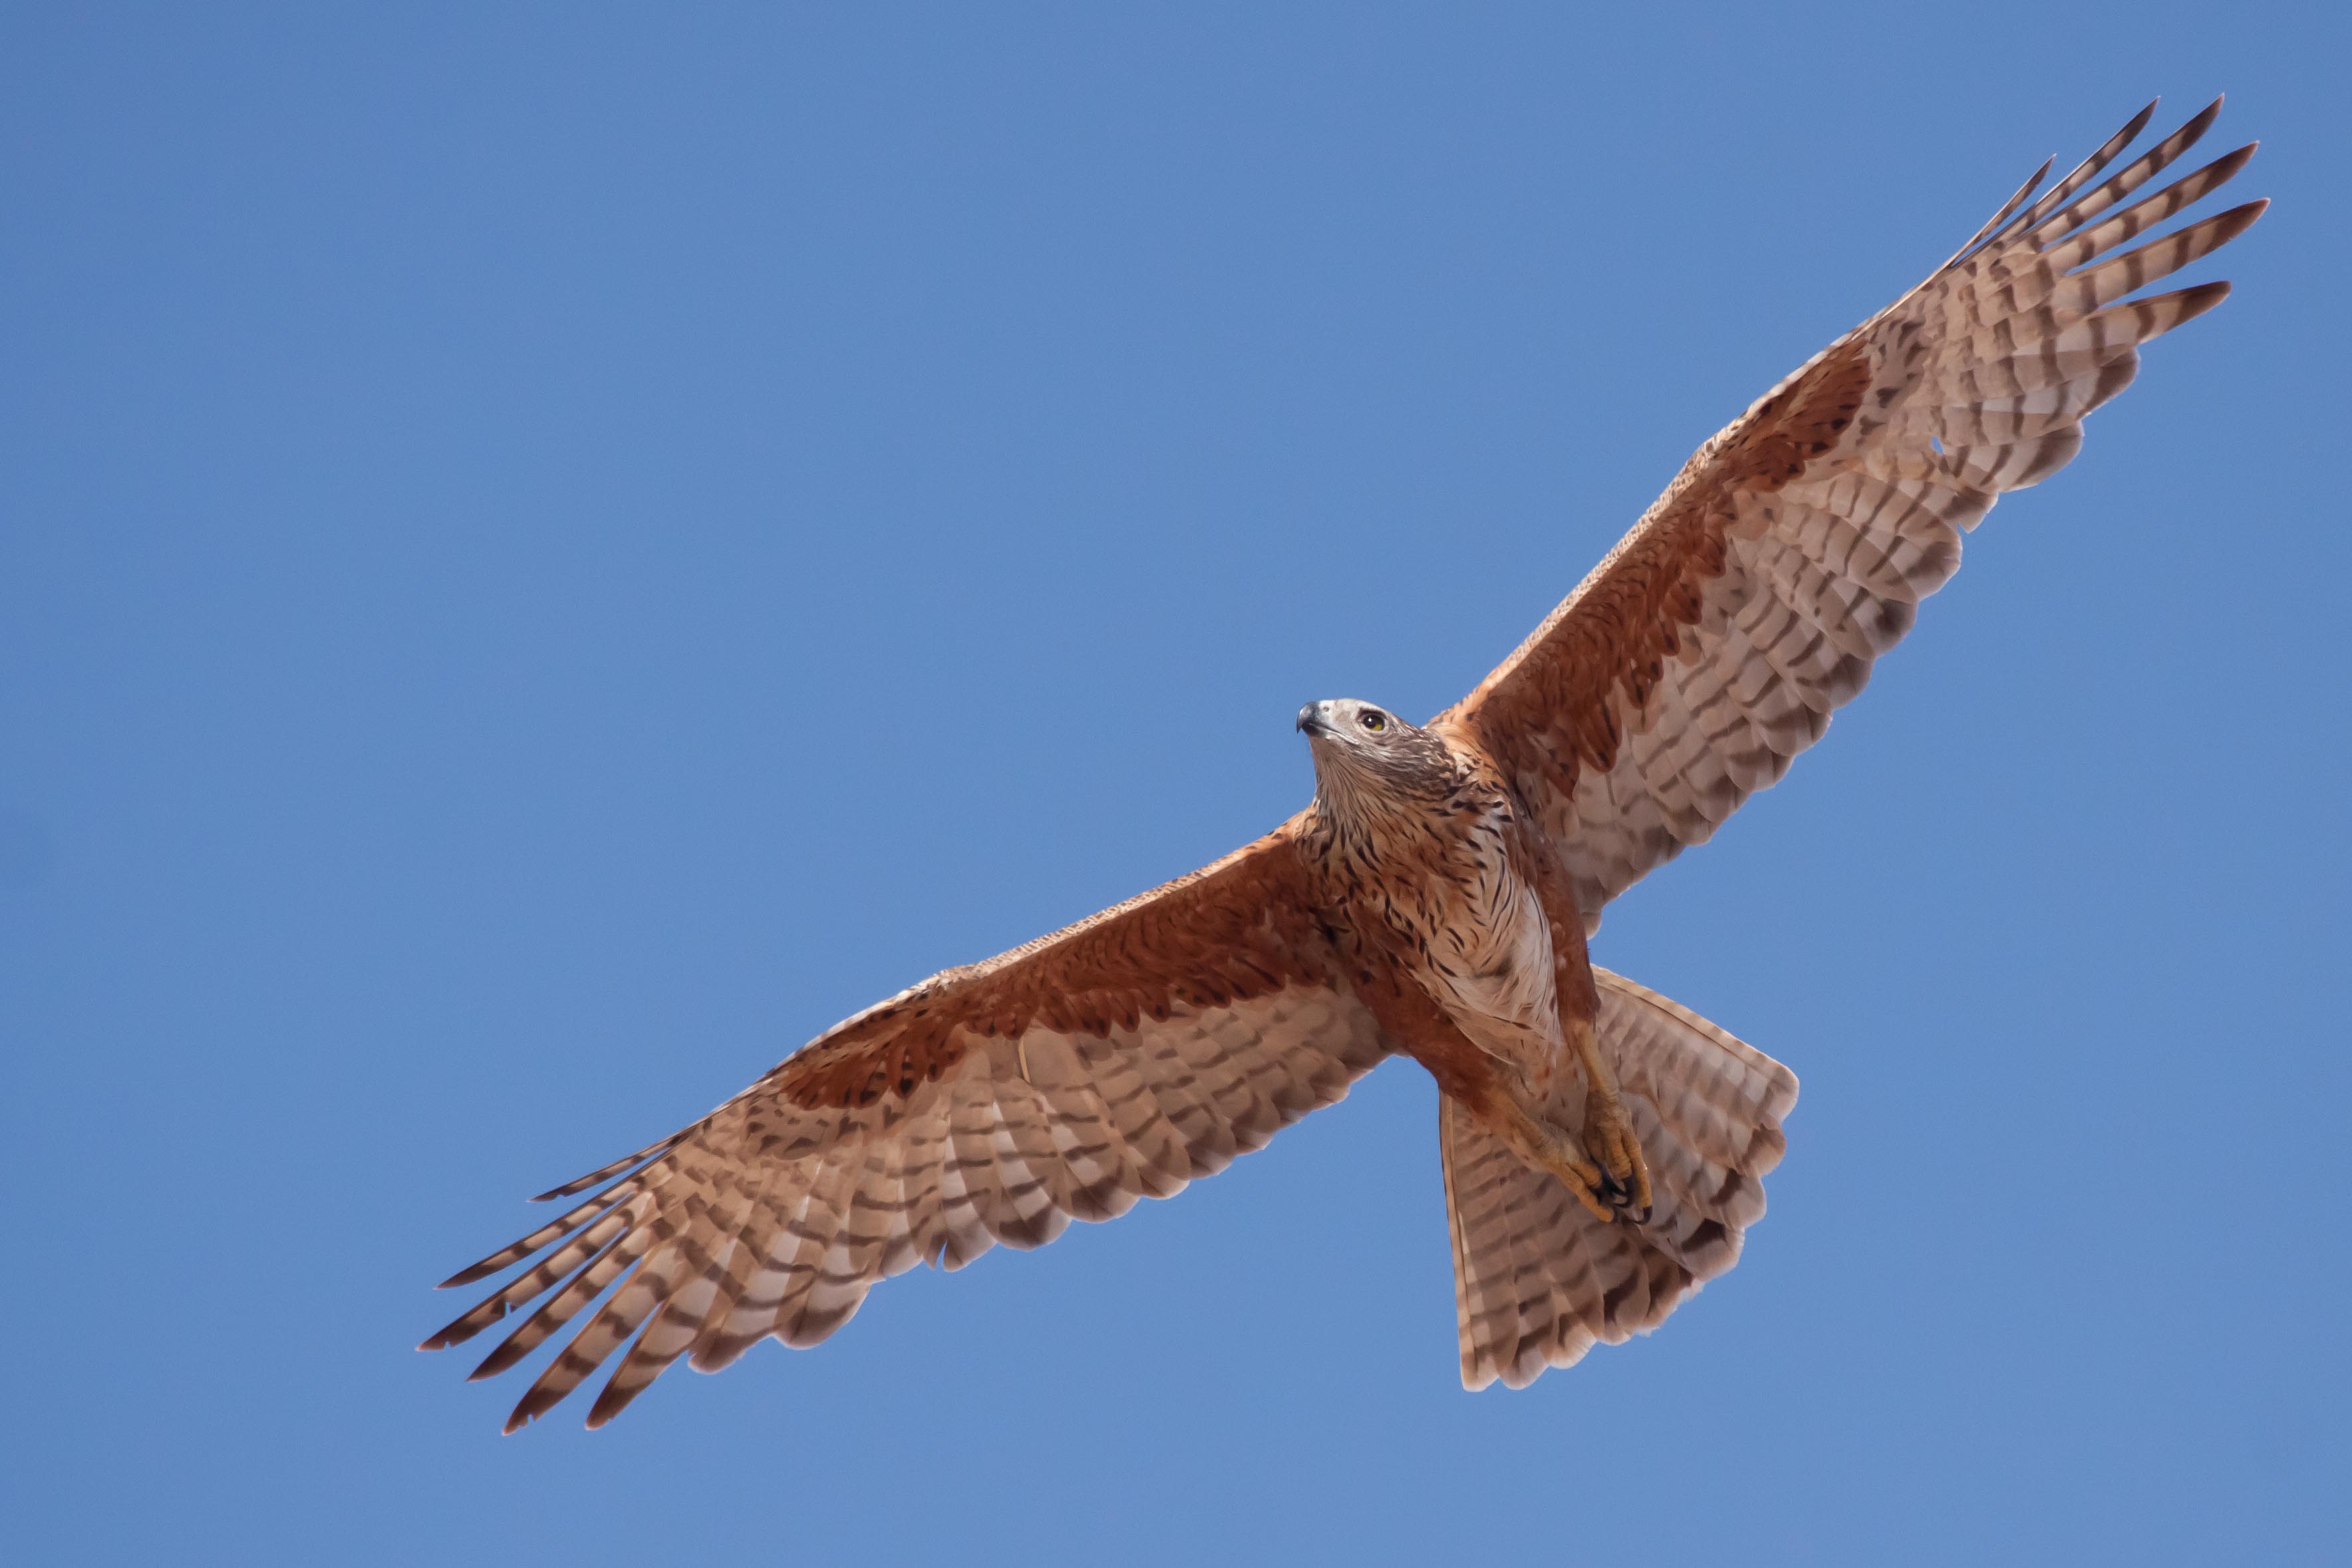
(1440, 966), (1797, 1389)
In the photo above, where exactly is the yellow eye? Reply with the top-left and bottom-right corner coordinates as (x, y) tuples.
(1360, 710), (1387, 732)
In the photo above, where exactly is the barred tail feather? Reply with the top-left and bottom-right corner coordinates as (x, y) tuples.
(1442, 969), (1796, 1389)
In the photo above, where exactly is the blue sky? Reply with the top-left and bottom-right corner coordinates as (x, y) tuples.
(5, 5), (2347, 1565)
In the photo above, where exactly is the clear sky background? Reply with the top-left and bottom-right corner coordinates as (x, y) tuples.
(6, 5), (2347, 1565)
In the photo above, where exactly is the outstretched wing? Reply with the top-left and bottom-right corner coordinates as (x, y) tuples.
(1442, 100), (2264, 930)
(424, 822), (1387, 1430)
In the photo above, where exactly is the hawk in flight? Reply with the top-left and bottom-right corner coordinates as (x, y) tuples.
(426, 101), (2262, 1428)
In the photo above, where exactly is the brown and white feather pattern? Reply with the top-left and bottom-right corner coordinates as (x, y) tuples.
(424, 827), (1390, 1430)
(427, 102), (2258, 1428)
(1447, 100), (2263, 929)
(1444, 970), (1797, 1389)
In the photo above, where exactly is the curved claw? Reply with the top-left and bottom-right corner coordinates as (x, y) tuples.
(1584, 1101), (1654, 1225)
(1561, 1167), (1620, 1225)
(1594, 1166), (1652, 1227)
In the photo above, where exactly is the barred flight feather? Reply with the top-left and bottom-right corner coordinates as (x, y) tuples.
(424, 828), (1394, 1428)
(1445, 100), (2261, 930)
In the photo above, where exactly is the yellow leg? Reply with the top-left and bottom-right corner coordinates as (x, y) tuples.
(1501, 794), (1654, 1223)
(1562, 1014), (1652, 1221)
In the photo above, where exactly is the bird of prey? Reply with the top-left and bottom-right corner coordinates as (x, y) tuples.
(426, 100), (2262, 1430)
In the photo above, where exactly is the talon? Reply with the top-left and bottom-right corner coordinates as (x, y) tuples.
(1562, 1168), (1618, 1225)
(1533, 1131), (1618, 1224)
(1474, 1081), (1633, 1226)
(1590, 1166), (1650, 1226)
(1583, 1099), (1653, 1222)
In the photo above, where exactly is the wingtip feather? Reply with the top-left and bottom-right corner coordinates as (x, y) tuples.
(467, 1330), (537, 1381)
(584, 1382), (637, 1430)
(503, 1384), (565, 1434)
(420, 1310), (490, 1353)
(2209, 197), (2272, 250)
(2174, 279), (2234, 321)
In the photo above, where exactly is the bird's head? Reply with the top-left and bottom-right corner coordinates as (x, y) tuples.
(1295, 699), (1460, 814)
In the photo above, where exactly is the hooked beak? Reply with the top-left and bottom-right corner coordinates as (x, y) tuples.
(1296, 702), (1331, 737)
